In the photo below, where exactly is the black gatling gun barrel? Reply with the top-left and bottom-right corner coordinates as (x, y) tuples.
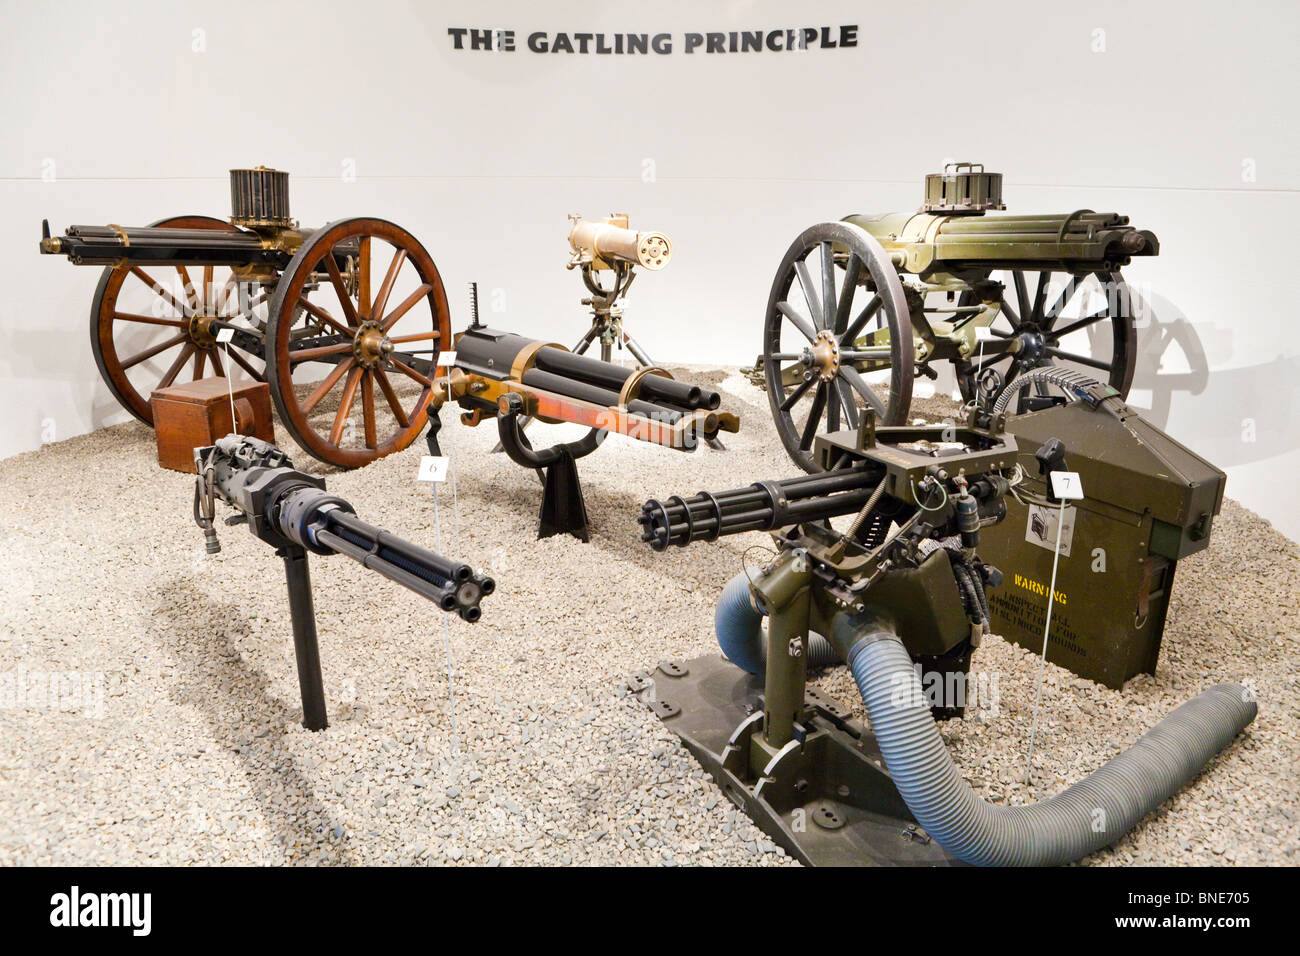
(307, 508), (494, 622)
(198, 435), (493, 621)
(41, 222), (282, 268)
(638, 465), (882, 550)
(530, 346), (721, 412)
(453, 327), (721, 416)
(441, 326), (738, 451)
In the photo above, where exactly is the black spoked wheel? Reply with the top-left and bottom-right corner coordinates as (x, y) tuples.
(954, 269), (1137, 411)
(763, 222), (913, 473)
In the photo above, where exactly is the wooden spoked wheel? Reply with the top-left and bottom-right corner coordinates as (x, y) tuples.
(89, 215), (268, 425)
(954, 269), (1138, 411)
(763, 222), (913, 473)
(265, 218), (450, 468)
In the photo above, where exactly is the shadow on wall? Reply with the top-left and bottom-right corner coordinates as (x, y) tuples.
(0, 314), (134, 448)
(1126, 292), (1300, 468)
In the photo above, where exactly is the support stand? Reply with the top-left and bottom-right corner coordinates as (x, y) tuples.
(630, 654), (959, 867)
(425, 409), (443, 457)
(536, 446), (590, 542)
(496, 395), (602, 542)
(280, 545), (328, 731)
(631, 551), (959, 866)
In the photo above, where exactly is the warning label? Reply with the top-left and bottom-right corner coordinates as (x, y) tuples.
(989, 591), (1089, 660)
(1025, 503), (1074, 557)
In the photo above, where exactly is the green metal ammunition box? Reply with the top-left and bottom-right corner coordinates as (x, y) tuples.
(978, 397), (1225, 688)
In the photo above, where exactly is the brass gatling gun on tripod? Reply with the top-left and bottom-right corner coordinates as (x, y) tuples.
(565, 213), (670, 365)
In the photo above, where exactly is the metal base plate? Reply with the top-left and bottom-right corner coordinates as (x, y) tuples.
(631, 654), (961, 866)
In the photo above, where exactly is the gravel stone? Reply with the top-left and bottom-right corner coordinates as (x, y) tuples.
(0, 371), (1291, 865)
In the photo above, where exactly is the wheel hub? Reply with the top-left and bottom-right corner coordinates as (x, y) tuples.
(188, 313), (220, 350)
(1017, 329), (1047, 361)
(805, 330), (840, 382)
(353, 321), (393, 369)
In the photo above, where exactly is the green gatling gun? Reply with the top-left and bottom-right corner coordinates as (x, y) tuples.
(758, 164), (1158, 472)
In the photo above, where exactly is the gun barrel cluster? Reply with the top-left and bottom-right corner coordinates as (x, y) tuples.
(200, 435), (493, 622)
(568, 218), (672, 270)
(638, 466), (880, 550)
(448, 326), (735, 448)
(41, 223), (276, 267)
(531, 346), (719, 412)
(309, 507), (494, 622)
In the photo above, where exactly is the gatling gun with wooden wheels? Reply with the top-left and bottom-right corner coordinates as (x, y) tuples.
(760, 164), (1159, 471)
(40, 167), (450, 469)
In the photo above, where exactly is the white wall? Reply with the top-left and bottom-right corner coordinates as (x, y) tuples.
(3, 0), (1298, 539)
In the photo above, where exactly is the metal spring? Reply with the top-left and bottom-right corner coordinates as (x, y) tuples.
(468, 281), (481, 327)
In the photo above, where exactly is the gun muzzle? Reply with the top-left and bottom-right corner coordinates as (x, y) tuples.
(568, 217), (671, 271)
(639, 466), (884, 550)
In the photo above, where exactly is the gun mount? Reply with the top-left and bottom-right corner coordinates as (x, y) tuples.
(632, 413), (1255, 866)
(554, 213), (669, 370)
(195, 434), (493, 729)
(758, 164), (1160, 471)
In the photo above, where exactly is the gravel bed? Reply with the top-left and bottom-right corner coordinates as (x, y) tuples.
(0, 371), (1293, 865)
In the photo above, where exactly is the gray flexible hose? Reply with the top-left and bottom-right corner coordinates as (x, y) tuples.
(714, 571), (838, 674)
(845, 634), (1257, 865)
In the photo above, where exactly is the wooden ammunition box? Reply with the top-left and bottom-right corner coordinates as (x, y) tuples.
(150, 378), (275, 472)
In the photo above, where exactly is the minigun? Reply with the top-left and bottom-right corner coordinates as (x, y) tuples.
(641, 414), (1018, 726)
(195, 434), (493, 729)
(634, 412), (1256, 867)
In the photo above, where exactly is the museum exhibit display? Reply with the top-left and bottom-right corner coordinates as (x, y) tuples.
(40, 176), (738, 539)
(194, 434), (494, 730)
(758, 164), (1159, 470)
(3, 4), (1291, 897)
(633, 408), (1256, 865)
